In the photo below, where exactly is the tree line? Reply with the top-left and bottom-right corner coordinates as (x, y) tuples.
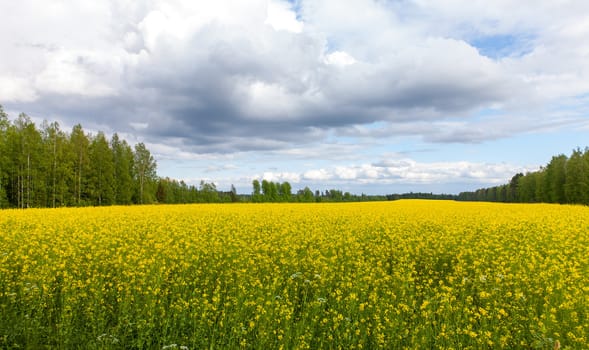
(154, 178), (390, 204)
(155, 178), (233, 204)
(0, 106), (388, 208)
(457, 148), (589, 204)
(0, 106), (157, 208)
(7, 106), (588, 208)
(250, 179), (388, 202)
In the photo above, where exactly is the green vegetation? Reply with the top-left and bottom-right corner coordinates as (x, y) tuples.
(0, 105), (392, 207)
(458, 148), (589, 204)
(0, 105), (158, 208)
(4, 105), (589, 207)
(1, 201), (587, 349)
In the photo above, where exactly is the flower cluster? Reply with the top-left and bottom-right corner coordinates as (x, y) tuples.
(0, 201), (587, 348)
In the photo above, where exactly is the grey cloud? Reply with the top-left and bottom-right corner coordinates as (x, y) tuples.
(1, 0), (587, 155)
(107, 6), (523, 153)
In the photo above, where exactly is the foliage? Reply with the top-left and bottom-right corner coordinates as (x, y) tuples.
(0, 107), (392, 207)
(0, 107), (156, 208)
(459, 147), (589, 205)
(0, 200), (587, 348)
(251, 179), (389, 203)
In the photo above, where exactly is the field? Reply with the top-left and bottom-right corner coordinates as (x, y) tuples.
(0, 201), (588, 349)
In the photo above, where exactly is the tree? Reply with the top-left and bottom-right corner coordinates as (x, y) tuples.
(111, 134), (134, 205)
(70, 124), (90, 206)
(199, 180), (219, 203)
(564, 149), (588, 204)
(11, 114), (43, 208)
(156, 178), (167, 203)
(267, 181), (279, 201)
(507, 173), (523, 202)
(544, 155), (567, 204)
(133, 142), (157, 204)
(328, 189), (343, 201)
(0, 105), (9, 207)
(230, 184), (239, 202)
(41, 121), (72, 207)
(297, 187), (314, 202)
(261, 179), (270, 202)
(89, 132), (115, 205)
(279, 182), (292, 202)
(252, 179), (262, 202)
(0, 112), (160, 208)
(534, 168), (547, 203)
(518, 172), (537, 203)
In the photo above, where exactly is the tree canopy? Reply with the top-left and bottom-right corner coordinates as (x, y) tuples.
(3, 106), (589, 207)
(0, 106), (159, 208)
(457, 147), (589, 205)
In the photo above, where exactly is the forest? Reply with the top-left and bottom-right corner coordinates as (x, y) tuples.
(457, 148), (589, 204)
(0, 106), (388, 208)
(0, 106), (160, 208)
(2, 105), (589, 208)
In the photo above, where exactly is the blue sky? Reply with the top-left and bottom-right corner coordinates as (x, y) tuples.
(1, 0), (589, 194)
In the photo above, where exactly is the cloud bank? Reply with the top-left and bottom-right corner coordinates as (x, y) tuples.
(1, 0), (588, 192)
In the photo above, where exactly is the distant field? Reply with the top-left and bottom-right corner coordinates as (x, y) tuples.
(1, 201), (587, 349)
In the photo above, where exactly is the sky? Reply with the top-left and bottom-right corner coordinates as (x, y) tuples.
(1, 0), (589, 195)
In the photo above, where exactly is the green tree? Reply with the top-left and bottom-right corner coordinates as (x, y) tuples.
(133, 142), (157, 204)
(70, 124), (90, 206)
(564, 148), (588, 204)
(534, 168), (547, 202)
(0, 105), (9, 207)
(328, 189), (343, 201)
(41, 121), (72, 207)
(230, 184), (239, 203)
(111, 134), (134, 205)
(89, 132), (115, 205)
(544, 155), (567, 203)
(199, 180), (219, 203)
(11, 114), (44, 208)
(497, 185), (507, 202)
(297, 187), (314, 202)
(268, 181), (280, 202)
(261, 179), (271, 202)
(156, 178), (168, 203)
(507, 173), (523, 202)
(252, 179), (262, 202)
(279, 182), (292, 202)
(517, 172), (537, 203)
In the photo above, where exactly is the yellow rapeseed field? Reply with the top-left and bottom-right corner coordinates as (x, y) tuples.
(0, 200), (588, 349)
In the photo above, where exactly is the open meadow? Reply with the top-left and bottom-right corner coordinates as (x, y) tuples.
(0, 200), (588, 349)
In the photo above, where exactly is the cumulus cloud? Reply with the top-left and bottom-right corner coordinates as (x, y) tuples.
(260, 171), (302, 183)
(0, 0), (588, 194)
(3, 0), (587, 153)
(233, 158), (536, 191)
(265, 0), (304, 33)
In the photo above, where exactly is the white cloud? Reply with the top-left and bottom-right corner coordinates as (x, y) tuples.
(0, 76), (37, 102)
(137, 10), (170, 52)
(154, 156), (538, 194)
(282, 159), (536, 187)
(324, 51), (356, 66)
(34, 50), (120, 97)
(334, 166), (358, 180)
(265, 0), (304, 33)
(1, 0), (588, 194)
(261, 171), (301, 183)
(3, 0), (587, 147)
(303, 169), (331, 181)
